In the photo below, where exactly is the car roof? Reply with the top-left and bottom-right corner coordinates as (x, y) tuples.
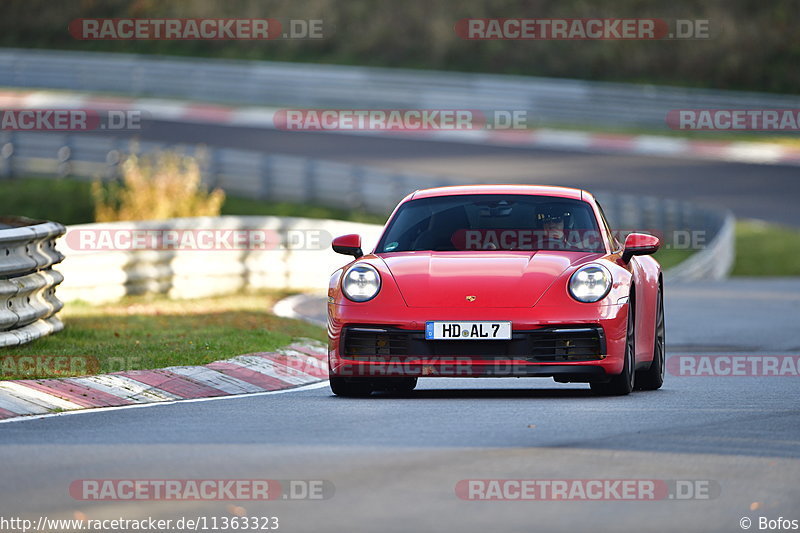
(409, 184), (589, 202)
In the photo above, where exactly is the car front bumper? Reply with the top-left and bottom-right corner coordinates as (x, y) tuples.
(328, 302), (629, 381)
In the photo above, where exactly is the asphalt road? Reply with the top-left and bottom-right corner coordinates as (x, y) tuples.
(1, 279), (798, 533)
(101, 120), (800, 226)
(5, 119), (798, 532)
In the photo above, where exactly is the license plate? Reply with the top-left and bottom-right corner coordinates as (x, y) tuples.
(425, 321), (512, 340)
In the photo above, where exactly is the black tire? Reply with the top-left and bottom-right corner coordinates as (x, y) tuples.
(330, 376), (373, 397)
(636, 283), (665, 391)
(591, 293), (635, 396)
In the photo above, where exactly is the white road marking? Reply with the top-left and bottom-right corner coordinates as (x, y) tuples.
(228, 355), (319, 385)
(0, 382), (83, 411)
(0, 381), (330, 425)
(0, 392), (52, 415)
(165, 366), (267, 394)
(71, 375), (182, 403)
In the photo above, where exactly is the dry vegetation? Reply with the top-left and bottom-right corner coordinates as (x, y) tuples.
(91, 152), (225, 222)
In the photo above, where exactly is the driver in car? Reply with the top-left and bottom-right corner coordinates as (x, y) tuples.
(537, 205), (571, 249)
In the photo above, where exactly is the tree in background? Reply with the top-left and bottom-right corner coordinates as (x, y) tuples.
(0, 0), (796, 93)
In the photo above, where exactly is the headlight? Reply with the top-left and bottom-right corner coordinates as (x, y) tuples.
(342, 263), (381, 302)
(569, 264), (612, 303)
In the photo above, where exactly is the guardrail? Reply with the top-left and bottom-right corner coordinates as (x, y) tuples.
(666, 211), (736, 282)
(0, 217), (66, 346)
(1, 48), (798, 129)
(1, 131), (734, 284)
(56, 216), (383, 303)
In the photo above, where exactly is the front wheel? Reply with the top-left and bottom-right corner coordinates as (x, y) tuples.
(636, 284), (665, 391)
(591, 295), (635, 396)
(330, 376), (373, 397)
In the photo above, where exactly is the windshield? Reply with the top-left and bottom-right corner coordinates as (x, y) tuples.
(376, 194), (606, 253)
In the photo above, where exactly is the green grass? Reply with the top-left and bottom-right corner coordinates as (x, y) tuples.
(0, 176), (386, 225)
(0, 177), (96, 225)
(651, 248), (696, 270)
(732, 220), (800, 276)
(222, 195), (385, 224)
(0, 291), (326, 380)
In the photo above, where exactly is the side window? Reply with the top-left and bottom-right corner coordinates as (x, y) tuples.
(595, 202), (621, 252)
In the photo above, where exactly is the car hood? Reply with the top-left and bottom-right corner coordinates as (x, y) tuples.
(380, 251), (592, 308)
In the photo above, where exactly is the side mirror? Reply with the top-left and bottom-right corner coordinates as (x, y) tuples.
(622, 233), (660, 263)
(332, 234), (363, 258)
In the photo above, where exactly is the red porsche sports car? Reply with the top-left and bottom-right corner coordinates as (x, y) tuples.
(327, 185), (665, 396)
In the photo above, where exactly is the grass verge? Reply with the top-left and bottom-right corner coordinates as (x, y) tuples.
(0, 177), (96, 226)
(222, 194), (384, 224)
(651, 248), (696, 270)
(0, 290), (326, 380)
(732, 220), (800, 276)
(0, 177), (385, 225)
